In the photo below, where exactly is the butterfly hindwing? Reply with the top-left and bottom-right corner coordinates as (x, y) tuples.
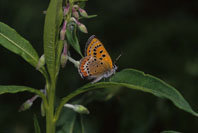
(85, 35), (113, 69)
(79, 56), (111, 78)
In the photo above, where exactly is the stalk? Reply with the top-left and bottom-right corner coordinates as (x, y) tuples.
(46, 80), (56, 133)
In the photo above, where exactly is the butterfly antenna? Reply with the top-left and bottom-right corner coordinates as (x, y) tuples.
(114, 54), (121, 64)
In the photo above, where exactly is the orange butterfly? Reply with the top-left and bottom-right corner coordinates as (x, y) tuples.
(78, 35), (117, 83)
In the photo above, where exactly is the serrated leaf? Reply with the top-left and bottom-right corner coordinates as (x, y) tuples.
(43, 0), (63, 80)
(0, 85), (45, 101)
(33, 114), (41, 133)
(66, 21), (83, 57)
(56, 68), (198, 120)
(0, 22), (39, 67)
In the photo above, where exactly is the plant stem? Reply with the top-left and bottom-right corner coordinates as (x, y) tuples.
(46, 81), (56, 133)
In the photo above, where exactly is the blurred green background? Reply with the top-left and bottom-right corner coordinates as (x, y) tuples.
(1, 0), (198, 133)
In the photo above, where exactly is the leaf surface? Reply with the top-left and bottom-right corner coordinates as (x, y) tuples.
(0, 85), (45, 101)
(43, 0), (63, 80)
(33, 114), (41, 133)
(66, 21), (82, 57)
(0, 22), (39, 67)
(56, 69), (198, 119)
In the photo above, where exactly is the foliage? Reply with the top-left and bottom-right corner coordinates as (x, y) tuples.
(0, 0), (197, 133)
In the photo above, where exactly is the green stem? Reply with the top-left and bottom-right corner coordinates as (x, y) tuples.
(46, 81), (56, 133)
(67, 56), (80, 68)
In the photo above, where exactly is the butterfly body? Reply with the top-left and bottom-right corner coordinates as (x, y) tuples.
(78, 35), (117, 83)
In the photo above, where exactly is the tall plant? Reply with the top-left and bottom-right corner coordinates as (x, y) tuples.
(0, 0), (197, 133)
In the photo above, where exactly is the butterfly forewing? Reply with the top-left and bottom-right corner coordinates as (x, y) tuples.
(85, 35), (113, 69)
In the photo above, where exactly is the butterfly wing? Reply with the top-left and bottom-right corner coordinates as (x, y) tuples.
(85, 35), (113, 69)
(79, 56), (112, 79)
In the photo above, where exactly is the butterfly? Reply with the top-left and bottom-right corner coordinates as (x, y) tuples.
(78, 35), (117, 83)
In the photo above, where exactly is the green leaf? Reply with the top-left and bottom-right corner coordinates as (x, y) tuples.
(57, 96), (90, 133)
(79, 15), (97, 19)
(57, 108), (77, 133)
(161, 131), (182, 133)
(86, 14), (97, 19)
(66, 21), (83, 57)
(79, 115), (85, 133)
(110, 69), (198, 117)
(0, 85), (46, 103)
(72, 115), (84, 133)
(43, 0), (63, 80)
(74, 0), (88, 2)
(76, 1), (87, 8)
(55, 69), (198, 121)
(33, 114), (41, 133)
(0, 22), (39, 67)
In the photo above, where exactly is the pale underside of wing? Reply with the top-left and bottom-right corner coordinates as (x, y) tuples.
(79, 56), (111, 79)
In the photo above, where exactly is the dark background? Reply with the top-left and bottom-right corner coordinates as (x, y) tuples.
(1, 0), (198, 132)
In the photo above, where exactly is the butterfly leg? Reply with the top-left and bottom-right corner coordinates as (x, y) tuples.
(91, 76), (103, 83)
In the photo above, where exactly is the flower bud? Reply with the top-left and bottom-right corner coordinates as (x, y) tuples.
(77, 22), (88, 33)
(19, 95), (39, 112)
(73, 5), (79, 10)
(63, 4), (70, 16)
(64, 104), (90, 114)
(19, 99), (33, 112)
(36, 54), (45, 70)
(70, 17), (77, 23)
(72, 7), (79, 19)
(61, 41), (68, 68)
(61, 54), (67, 68)
(60, 20), (67, 40)
(79, 8), (88, 18)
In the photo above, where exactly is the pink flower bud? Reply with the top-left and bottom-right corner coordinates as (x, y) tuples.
(63, 4), (70, 16)
(78, 22), (88, 33)
(61, 41), (68, 68)
(19, 99), (33, 112)
(60, 20), (67, 40)
(79, 8), (88, 18)
(72, 7), (79, 19)
(70, 17), (77, 23)
(73, 5), (79, 10)
(19, 95), (39, 112)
